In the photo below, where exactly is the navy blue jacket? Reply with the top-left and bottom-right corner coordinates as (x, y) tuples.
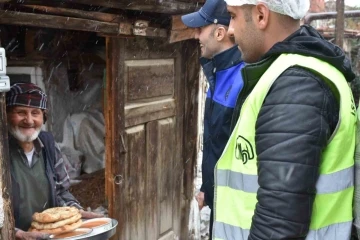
(200, 45), (244, 209)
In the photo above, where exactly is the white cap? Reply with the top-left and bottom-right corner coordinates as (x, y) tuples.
(225, 0), (310, 19)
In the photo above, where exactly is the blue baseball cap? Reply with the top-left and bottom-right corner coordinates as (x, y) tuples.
(181, 0), (231, 28)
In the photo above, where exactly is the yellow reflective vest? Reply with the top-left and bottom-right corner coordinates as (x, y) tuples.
(213, 54), (356, 240)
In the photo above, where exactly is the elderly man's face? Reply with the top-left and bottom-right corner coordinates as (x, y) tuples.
(7, 106), (43, 143)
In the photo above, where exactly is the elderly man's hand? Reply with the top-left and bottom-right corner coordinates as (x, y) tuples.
(80, 209), (104, 219)
(15, 230), (50, 240)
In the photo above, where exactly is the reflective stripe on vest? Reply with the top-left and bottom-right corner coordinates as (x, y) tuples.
(217, 166), (354, 194)
(214, 54), (356, 240)
(214, 221), (353, 240)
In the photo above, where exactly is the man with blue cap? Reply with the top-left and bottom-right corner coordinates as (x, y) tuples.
(181, 0), (245, 238)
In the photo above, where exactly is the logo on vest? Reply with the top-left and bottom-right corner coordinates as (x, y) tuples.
(351, 97), (356, 116)
(235, 135), (254, 164)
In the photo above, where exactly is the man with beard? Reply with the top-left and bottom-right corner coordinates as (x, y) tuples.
(213, 0), (357, 239)
(6, 83), (101, 240)
(181, 0), (245, 237)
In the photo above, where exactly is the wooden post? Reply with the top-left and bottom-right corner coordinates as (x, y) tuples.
(181, 39), (200, 239)
(0, 92), (14, 239)
(335, 0), (345, 48)
(169, 15), (196, 43)
(105, 37), (125, 240)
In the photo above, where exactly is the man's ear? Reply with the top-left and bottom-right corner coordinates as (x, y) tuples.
(43, 111), (47, 124)
(254, 3), (270, 30)
(215, 26), (227, 41)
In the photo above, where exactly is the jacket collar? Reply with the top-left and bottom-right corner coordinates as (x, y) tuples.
(200, 45), (242, 78)
(242, 56), (276, 86)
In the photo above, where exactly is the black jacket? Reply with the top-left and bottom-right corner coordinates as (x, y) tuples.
(201, 45), (244, 209)
(230, 25), (355, 239)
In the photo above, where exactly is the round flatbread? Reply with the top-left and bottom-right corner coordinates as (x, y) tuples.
(32, 207), (79, 223)
(31, 213), (81, 230)
(29, 219), (83, 235)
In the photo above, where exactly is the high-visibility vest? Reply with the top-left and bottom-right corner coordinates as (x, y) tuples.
(213, 54), (356, 240)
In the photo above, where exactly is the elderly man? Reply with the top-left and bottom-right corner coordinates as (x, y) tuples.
(181, 0), (245, 237)
(6, 83), (101, 240)
(213, 0), (356, 239)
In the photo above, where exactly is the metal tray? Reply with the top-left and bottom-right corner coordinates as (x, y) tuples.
(49, 219), (118, 240)
(49, 228), (93, 239)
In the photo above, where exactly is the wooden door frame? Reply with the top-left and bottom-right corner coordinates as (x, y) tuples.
(105, 37), (125, 240)
(105, 37), (200, 240)
(180, 40), (200, 239)
(0, 92), (15, 240)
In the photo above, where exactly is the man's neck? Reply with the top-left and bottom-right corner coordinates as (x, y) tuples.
(263, 18), (300, 55)
(18, 141), (34, 153)
(214, 43), (235, 58)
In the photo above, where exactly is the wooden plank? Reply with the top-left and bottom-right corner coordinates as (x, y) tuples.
(159, 231), (177, 240)
(158, 118), (175, 234)
(125, 59), (174, 101)
(180, 40), (200, 239)
(169, 28), (196, 43)
(169, 15), (196, 43)
(125, 99), (176, 128)
(21, 4), (126, 22)
(106, 37), (126, 240)
(145, 121), (160, 240)
(132, 19), (168, 38)
(171, 15), (188, 31)
(0, 93), (15, 240)
(133, 20), (167, 38)
(172, 43), (183, 238)
(24, 29), (36, 54)
(134, 27), (167, 38)
(62, 0), (201, 14)
(0, 10), (131, 35)
(97, 33), (135, 38)
(104, 38), (112, 220)
(125, 126), (147, 240)
(335, 0), (345, 48)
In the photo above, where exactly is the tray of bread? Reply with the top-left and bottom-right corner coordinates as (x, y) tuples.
(29, 207), (118, 240)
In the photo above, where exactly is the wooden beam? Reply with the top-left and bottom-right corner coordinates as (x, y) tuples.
(21, 4), (125, 22)
(171, 15), (187, 31)
(24, 29), (36, 54)
(0, 10), (131, 35)
(133, 20), (167, 38)
(0, 92), (14, 239)
(0, 10), (167, 38)
(335, 0), (345, 48)
(105, 37), (125, 240)
(0, 0), (204, 14)
(169, 15), (195, 43)
(170, 28), (195, 43)
(181, 39), (200, 240)
(61, 0), (201, 14)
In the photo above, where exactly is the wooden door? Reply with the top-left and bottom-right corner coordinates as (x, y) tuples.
(106, 37), (199, 240)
